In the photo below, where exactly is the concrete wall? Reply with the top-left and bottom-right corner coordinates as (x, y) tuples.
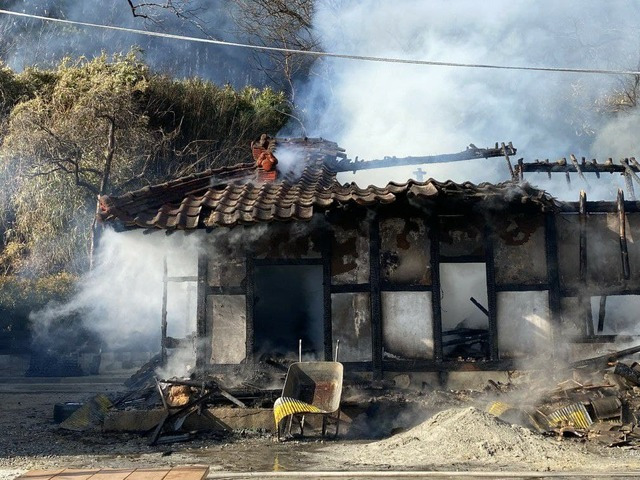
(382, 291), (433, 359)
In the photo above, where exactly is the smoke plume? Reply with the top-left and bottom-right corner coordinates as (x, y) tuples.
(29, 228), (201, 371)
(287, 1), (640, 200)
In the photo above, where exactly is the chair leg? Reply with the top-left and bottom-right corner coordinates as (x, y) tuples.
(322, 415), (327, 437)
(300, 415), (306, 436)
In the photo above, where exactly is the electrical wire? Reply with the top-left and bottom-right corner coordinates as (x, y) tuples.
(2, 8), (640, 76)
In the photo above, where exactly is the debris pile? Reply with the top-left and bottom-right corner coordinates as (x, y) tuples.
(485, 345), (640, 448)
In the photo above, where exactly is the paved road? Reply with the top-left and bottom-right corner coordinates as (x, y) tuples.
(205, 472), (640, 479)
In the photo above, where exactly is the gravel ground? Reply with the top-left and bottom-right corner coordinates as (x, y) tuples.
(4, 387), (640, 478)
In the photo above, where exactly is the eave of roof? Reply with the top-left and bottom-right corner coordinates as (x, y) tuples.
(98, 161), (558, 230)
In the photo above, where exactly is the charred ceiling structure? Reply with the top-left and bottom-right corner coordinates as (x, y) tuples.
(98, 137), (640, 378)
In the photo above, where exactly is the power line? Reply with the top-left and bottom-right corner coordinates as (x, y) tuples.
(2, 8), (640, 76)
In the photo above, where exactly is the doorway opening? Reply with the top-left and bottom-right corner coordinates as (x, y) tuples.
(253, 264), (324, 360)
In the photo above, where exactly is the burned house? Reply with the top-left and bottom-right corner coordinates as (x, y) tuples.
(97, 137), (640, 381)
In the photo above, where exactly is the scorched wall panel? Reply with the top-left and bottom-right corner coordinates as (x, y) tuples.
(331, 216), (370, 285)
(209, 295), (247, 364)
(493, 214), (547, 285)
(497, 291), (551, 358)
(382, 291), (433, 359)
(331, 292), (372, 361)
(379, 216), (430, 285)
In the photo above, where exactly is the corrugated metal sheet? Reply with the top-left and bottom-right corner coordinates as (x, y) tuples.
(547, 402), (593, 430)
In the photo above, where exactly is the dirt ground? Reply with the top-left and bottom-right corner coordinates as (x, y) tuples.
(4, 384), (640, 479)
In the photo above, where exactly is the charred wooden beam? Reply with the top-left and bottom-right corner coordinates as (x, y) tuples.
(517, 158), (524, 182)
(571, 343), (640, 369)
(545, 213), (562, 349)
(618, 189), (631, 280)
(597, 295), (607, 333)
(430, 219), (443, 363)
(469, 297), (489, 317)
(322, 235), (333, 362)
(195, 253), (208, 371)
(245, 253), (255, 363)
(369, 215), (383, 379)
(483, 226), (499, 362)
(625, 171), (636, 200)
(579, 191), (587, 283)
(502, 142), (515, 181)
(519, 158), (637, 174)
(570, 154), (589, 186)
(560, 201), (640, 213)
(621, 159), (640, 200)
(578, 191), (592, 337)
(327, 143), (516, 172)
(161, 256), (168, 364)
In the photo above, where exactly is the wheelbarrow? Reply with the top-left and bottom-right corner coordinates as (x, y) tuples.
(274, 340), (343, 440)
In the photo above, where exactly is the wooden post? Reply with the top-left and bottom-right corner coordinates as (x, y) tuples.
(161, 255), (168, 365)
(545, 213), (562, 349)
(245, 253), (255, 363)
(430, 218), (443, 363)
(618, 189), (631, 280)
(502, 142), (515, 181)
(579, 190), (592, 336)
(597, 295), (607, 333)
(195, 253), (208, 371)
(369, 215), (383, 379)
(484, 225), (499, 361)
(322, 235), (333, 362)
(517, 158), (524, 182)
(570, 154), (589, 186)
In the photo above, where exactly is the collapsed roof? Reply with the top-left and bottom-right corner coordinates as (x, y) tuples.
(97, 136), (558, 230)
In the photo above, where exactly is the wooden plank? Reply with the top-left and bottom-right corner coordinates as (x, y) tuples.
(19, 470), (65, 480)
(51, 469), (101, 480)
(87, 470), (135, 480)
(163, 467), (209, 480)
(122, 468), (171, 480)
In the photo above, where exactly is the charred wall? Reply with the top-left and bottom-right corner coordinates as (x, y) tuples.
(193, 200), (640, 375)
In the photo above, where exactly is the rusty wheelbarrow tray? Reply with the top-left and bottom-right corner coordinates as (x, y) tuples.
(274, 361), (344, 440)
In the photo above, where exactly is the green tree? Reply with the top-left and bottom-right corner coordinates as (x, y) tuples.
(0, 52), (289, 275)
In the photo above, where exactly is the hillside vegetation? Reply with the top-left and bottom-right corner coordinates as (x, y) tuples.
(0, 52), (289, 338)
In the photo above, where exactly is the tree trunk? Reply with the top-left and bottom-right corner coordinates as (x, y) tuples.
(89, 117), (116, 270)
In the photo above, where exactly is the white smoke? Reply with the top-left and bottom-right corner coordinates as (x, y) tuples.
(30, 228), (202, 363)
(288, 0), (640, 200)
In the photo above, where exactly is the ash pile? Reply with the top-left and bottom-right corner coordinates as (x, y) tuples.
(486, 344), (640, 448)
